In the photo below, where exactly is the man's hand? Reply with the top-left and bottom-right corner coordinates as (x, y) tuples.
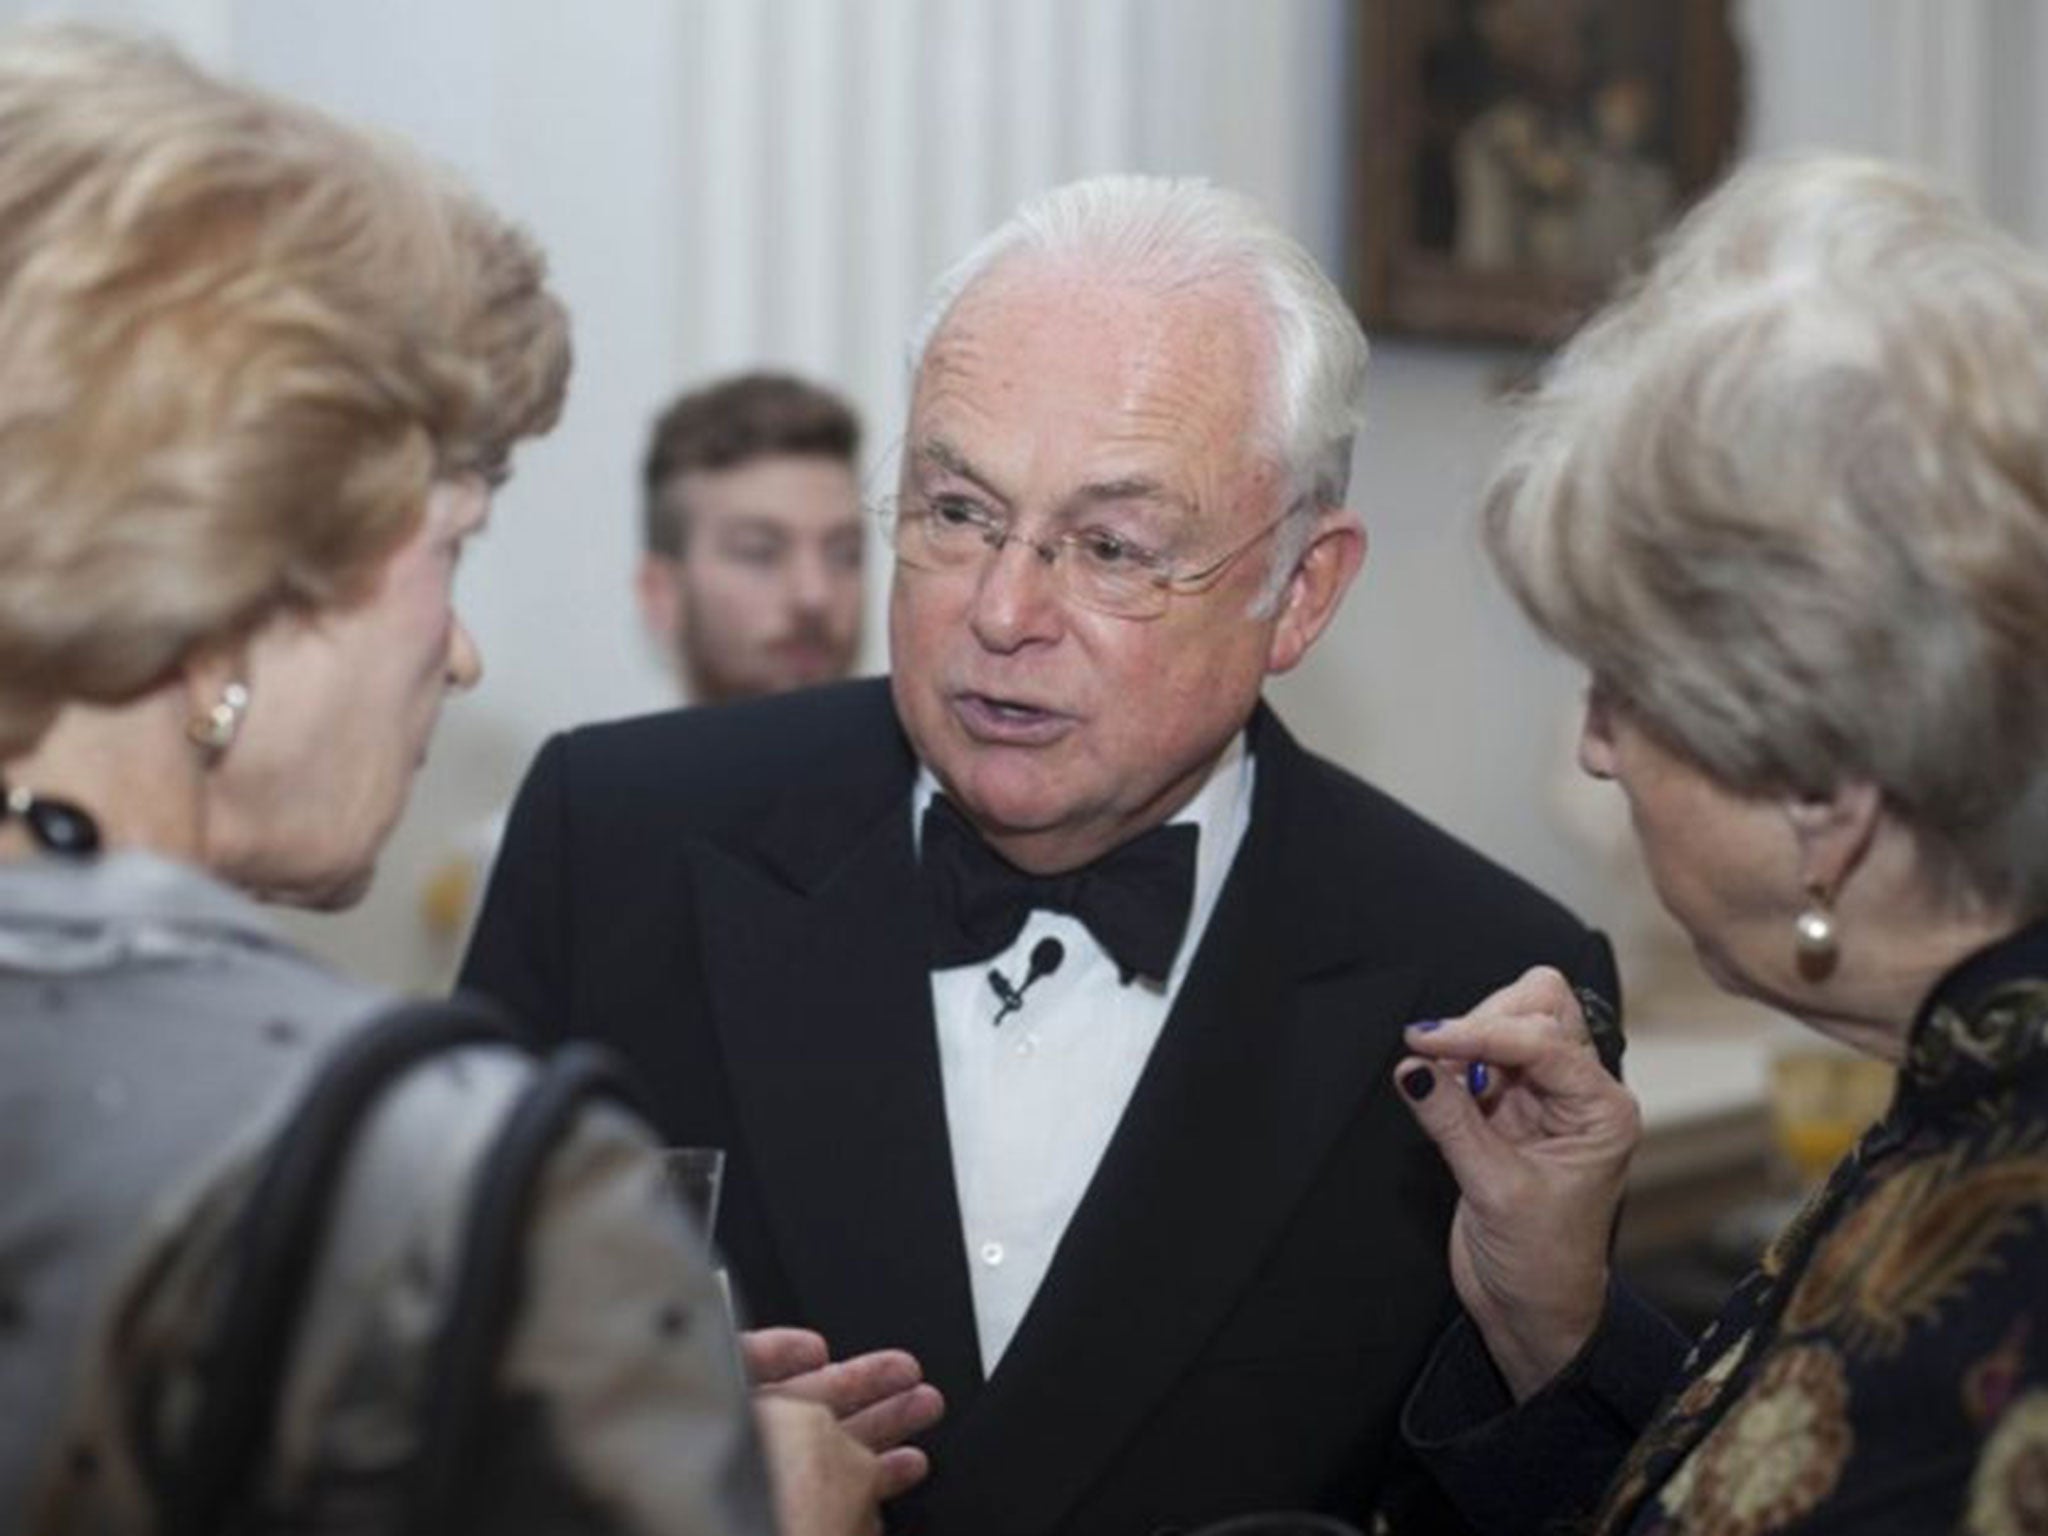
(754, 1396), (885, 1536)
(1392, 966), (1640, 1402)
(741, 1328), (944, 1499)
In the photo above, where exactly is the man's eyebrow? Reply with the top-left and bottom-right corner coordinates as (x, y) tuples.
(914, 444), (1193, 517)
(1072, 475), (1187, 509)
(912, 439), (1002, 499)
(712, 513), (793, 536)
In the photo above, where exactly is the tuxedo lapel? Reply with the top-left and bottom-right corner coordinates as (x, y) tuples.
(917, 711), (1426, 1532)
(692, 792), (986, 1417)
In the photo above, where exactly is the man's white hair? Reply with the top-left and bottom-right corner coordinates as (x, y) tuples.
(908, 175), (1369, 611)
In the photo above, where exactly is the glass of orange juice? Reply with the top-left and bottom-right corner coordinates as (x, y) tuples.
(1767, 1048), (1895, 1187)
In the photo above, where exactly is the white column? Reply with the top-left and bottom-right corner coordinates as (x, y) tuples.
(698, 0), (770, 368)
(776, 0), (850, 371)
(1895, 0), (1991, 204)
(1070, 0), (1136, 175)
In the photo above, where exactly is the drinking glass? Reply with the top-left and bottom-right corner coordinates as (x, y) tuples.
(661, 1145), (727, 1239)
(1768, 1048), (1894, 1188)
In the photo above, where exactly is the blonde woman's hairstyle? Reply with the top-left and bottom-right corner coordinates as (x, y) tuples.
(1486, 153), (2048, 915)
(0, 26), (571, 757)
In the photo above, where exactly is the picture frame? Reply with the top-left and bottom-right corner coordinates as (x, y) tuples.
(1352, 0), (1743, 347)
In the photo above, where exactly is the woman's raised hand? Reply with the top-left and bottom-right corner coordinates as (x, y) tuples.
(1393, 966), (1641, 1401)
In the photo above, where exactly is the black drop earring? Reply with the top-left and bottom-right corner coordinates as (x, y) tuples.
(2, 778), (103, 856)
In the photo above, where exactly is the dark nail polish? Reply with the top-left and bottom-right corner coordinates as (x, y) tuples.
(1466, 1061), (1490, 1096)
(1400, 1066), (1435, 1101)
(1406, 1018), (1443, 1033)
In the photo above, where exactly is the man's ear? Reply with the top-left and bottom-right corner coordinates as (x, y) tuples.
(1786, 779), (1882, 900)
(636, 553), (684, 650)
(1265, 509), (1366, 676)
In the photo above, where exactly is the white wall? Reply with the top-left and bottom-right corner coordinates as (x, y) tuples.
(2, 0), (2042, 1001)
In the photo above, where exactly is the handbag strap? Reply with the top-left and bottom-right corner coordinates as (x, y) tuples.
(401, 1040), (648, 1533)
(157, 994), (518, 1536)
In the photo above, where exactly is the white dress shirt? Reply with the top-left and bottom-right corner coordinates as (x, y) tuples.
(914, 737), (1255, 1372)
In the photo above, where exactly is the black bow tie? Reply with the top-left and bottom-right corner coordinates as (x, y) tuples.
(919, 795), (1197, 984)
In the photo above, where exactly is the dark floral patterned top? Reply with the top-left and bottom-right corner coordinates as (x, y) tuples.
(1407, 917), (2048, 1536)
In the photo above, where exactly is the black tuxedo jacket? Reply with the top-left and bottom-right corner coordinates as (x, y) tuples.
(462, 679), (1618, 1536)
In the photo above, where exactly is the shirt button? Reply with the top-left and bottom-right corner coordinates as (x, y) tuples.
(980, 1241), (1005, 1266)
(1015, 1035), (1037, 1057)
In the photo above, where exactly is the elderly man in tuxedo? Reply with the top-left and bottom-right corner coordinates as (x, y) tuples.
(463, 174), (1616, 1536)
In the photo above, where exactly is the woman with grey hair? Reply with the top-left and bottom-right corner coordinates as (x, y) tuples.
(1392, 154), (2048, 1533)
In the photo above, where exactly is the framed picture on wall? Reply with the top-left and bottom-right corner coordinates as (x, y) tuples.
(1352, 0), (1743, 347)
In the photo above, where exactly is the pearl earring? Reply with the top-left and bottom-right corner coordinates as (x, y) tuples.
(187, 680), (251, 756)
(1794, 884), (1838, 977)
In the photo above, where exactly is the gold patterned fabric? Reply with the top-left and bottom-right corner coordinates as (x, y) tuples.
(1588, 921), (2048, 1535)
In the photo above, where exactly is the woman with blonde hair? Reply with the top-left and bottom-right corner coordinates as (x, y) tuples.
(0, 28), (892, 1536)
(1395, 154), (2048, 1533)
